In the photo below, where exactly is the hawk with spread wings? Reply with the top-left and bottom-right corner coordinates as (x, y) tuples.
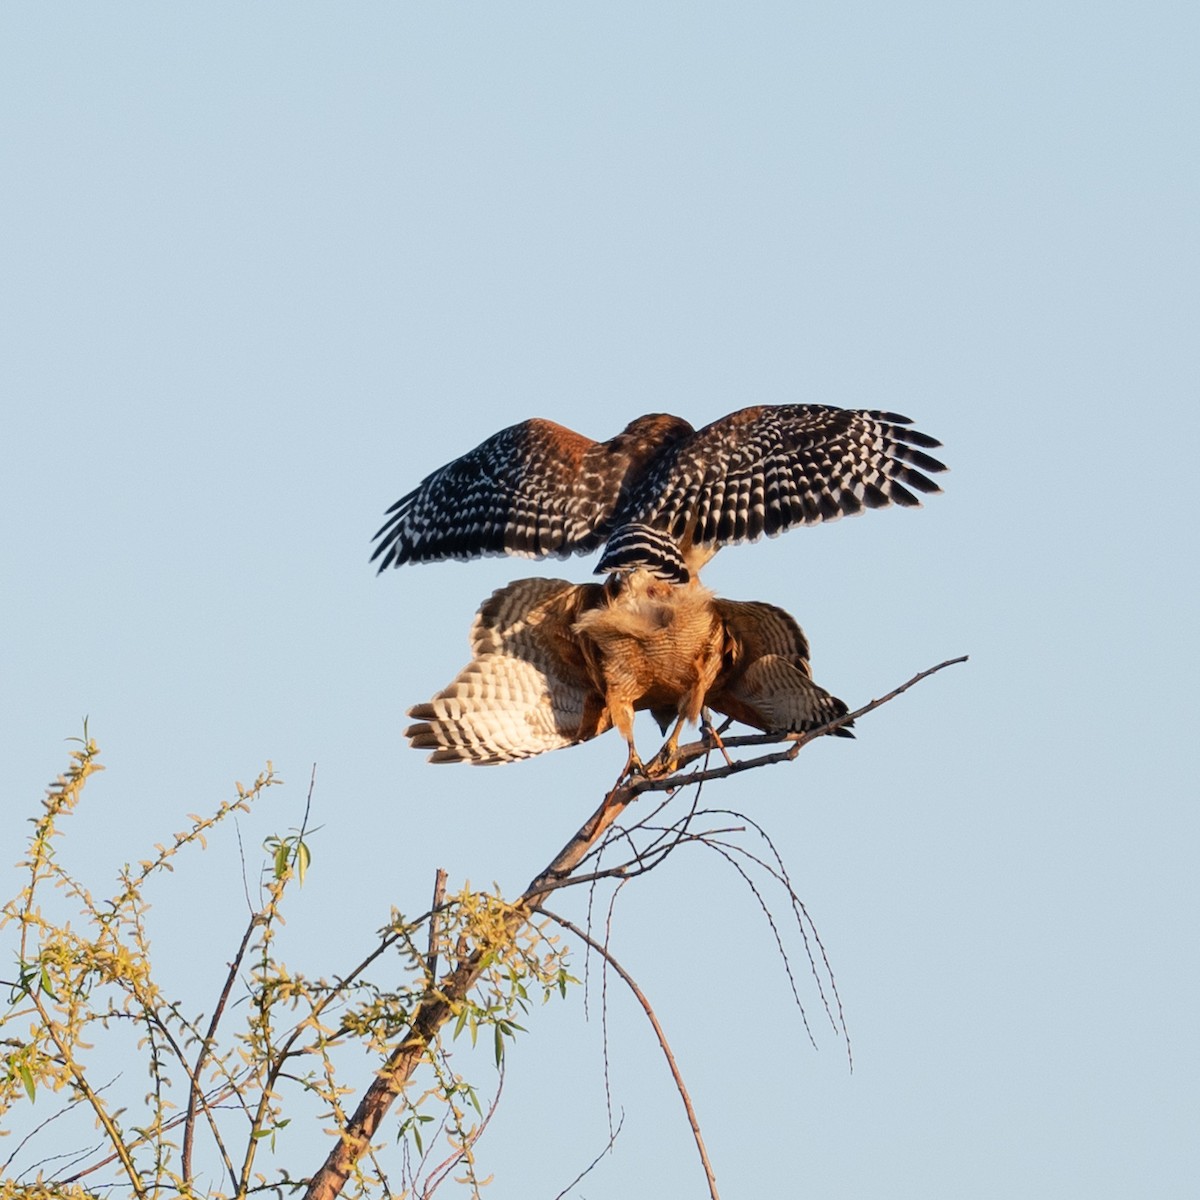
(373, 404), (946, 582)
(406, 570), (851, 775)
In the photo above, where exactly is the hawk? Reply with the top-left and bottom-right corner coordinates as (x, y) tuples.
(373, 405), (946, 582)
(406, 570), (851, 776)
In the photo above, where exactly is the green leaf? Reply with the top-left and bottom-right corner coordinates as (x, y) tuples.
(295, 840), (311, 885)
(10, 963), (32, 1002)
(19, 1064), (35, 1104)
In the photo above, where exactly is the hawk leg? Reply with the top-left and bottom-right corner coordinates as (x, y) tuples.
(699, 710), (736, 768)
(612, 702), (649, 782)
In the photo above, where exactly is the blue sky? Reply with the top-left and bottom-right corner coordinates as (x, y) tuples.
(2, 3), (1197, 1196)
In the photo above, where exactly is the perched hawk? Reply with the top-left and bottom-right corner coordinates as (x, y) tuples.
(406, 570), (851, 775)
(373, 405), (946, 582)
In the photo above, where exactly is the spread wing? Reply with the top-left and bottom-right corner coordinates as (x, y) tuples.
(373, 420), (612, 570)
(622, 405), (947, 557)
(374, 405), (946, 578)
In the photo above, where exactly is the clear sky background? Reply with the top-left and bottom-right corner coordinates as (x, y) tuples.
(2, 2), (1197, 1196)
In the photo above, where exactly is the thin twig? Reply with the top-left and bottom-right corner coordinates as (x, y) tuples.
(421, 1061), (506, 1197)
(19, 1138), (107, 1187)
(599, 879), (628, 1143)
(698, 811), (852, 1064)
(552, 1111), (625, 1200)
(704, 839), (823, 1047)
(3, 1074), (118, 1175)
(182, 913), (261, 1186)
(61, 1074), (252, 1186)
(301, 763), (317, 841)
(426, 868), (448, 984)
(538, 908), (720, 1200)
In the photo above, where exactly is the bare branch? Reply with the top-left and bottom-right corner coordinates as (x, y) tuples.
(301, 762), (318, 838)
(599, 879), (628, 1143)
(538, 908), (720, 1200)
(182, 912), (261, 1186)
(551, 1110), (625, 1200)
(425, 868), (448, 984)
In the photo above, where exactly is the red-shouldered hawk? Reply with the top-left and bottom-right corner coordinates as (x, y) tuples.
(373, 405), (946, 582)
(405, 570), (851, 776)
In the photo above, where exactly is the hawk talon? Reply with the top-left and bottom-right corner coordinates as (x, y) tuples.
(642, 753), (678, 779)
(643, 734), (684, 779)
(616, 747), (648, 784)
